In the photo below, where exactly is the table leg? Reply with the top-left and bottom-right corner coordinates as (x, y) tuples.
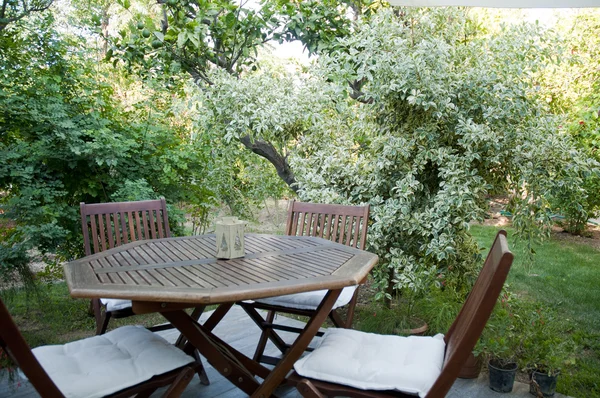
(160, 290), (341, 398)
(161, 308), (273, 396)
(251, 288), (342, 398)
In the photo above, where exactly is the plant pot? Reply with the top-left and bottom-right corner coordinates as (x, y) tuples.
(488, 360), (518, 393)
(459, 352), (482, 379)
(529, 370), (559, 397)
(393, 318), (428, 336)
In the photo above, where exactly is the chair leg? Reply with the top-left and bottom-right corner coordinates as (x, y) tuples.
(193, 349), (210, 386)
(344, 287), (360, 328)
(253, 310), (276, 362)
(133, 388), (158, 398)
(96, 311), (111, 335)
(297, 379), (327, 398)
(161, 366), (195, 398)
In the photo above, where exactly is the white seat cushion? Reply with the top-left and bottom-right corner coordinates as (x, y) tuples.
(32, 325), (194, 398)
(101, 298), (132, 312)
(255, 286), (357, 310)
(294, 328), (446, 398)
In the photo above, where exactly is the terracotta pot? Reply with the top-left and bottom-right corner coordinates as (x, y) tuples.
(459, 352), (482, 379)
(394, 318), (428, 336)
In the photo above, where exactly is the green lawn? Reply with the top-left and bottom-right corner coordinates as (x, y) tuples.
(470, 225), (600, 397)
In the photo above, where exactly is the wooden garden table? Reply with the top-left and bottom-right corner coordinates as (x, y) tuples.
(64, 233), (378, 398)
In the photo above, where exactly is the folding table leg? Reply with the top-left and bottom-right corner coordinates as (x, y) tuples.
(251, 289), (342, 398)
(162, 309), (272, 397)
(174, 306), (210, 386)
(253, 310), (275, 362)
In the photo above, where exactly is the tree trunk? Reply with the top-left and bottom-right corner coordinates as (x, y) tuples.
(100, 4), (109, 58)
(239, 135), (298, 193)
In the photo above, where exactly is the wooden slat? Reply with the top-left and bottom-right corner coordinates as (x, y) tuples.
(188, 264), (230, 288)
(89, 215), (100, 254)
(134, 211), (143, 241)
(298, 213), (307, 236)
(127, 211), (135, 243)
(338, 215), (348, 245)
(353, 217), (361, 249)
(330, 214), (340, 244)
(105, 213), (115, 250)
(345, 216), (354, 247)
(97, 214), (107, 252)
(148, 210), (158, 239)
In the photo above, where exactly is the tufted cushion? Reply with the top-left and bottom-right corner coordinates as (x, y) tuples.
(255, 286), (357, 310)
(32, 325), (194, 398)
(100, 298), (132, 312)
(294, 328), (445, 398)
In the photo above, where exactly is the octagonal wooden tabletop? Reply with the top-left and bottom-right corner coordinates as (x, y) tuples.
(64, 234), (378, 305)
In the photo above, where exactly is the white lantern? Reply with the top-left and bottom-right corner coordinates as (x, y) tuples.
(215, 217), (246, 259)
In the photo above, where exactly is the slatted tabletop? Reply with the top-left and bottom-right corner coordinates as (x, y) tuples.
(64, 234), (378, 305)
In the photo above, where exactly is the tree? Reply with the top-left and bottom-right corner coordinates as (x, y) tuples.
(0, 0), (53, 31)
(535, 10), (600, 233)
(288, 8), (595, 301)
(0, 13), (214, 268)
(108, 0), (379, 192)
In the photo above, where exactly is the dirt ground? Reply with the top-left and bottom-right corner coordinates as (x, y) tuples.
(483, 196), (600, 250)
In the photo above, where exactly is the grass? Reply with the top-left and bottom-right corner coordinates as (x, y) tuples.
(470, 224), (600, 396)
(353, 224), (600, 397)
(2, 223), (599, 397)
(1, 283), (171, 348)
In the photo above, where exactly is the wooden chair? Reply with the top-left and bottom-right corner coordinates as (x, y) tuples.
(80, 198), (209, 385)
(239, 200), (370, 365)
(290, 230), (514, 398)
(80, 198), (173, 335)
(0, 297), (199, 398)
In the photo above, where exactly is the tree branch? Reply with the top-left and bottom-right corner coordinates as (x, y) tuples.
(0, 0), (53, 31)
(239, 134), (297, 193)
(348, 78), (373, 104)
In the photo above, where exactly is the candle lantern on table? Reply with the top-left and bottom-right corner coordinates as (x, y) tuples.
(215, 217), (246, 259)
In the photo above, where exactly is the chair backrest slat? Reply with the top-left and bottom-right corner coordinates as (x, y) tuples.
(104, 213), (115, 249)
(285, 200), (370, 250)
(113, 212), (122, 247)
(427, 230), (513, 397)
(80, 198), (171, 256)
(135, 211), (143, 241)
(0, 299), (65, 397)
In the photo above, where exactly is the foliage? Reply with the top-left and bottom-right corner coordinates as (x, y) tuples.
(0, 0), (53, 31)
(476, 288), (526, 367)
(264, 0), (384, 56)
(289, 8), (593, 301)
(478, 291), (576, 377)
(195, 66), (335, 193)
(0, 13), (213, 271)
(110, 0), (278, 84)
(471, 224), (599, 396)
(520, 305), (577, 376)
(535, 11), (600, 233)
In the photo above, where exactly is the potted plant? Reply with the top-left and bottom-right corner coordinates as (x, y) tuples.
(476, 289), (525, 393)
(388, 262), (438, 336)
(521, 307), (573, 397)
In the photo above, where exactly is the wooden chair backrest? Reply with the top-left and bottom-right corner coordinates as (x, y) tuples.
(80, 198), (171, 256)
(427, 230), (513, 397)
(285, 200), (370, 250)
(0, 298), (65, 397)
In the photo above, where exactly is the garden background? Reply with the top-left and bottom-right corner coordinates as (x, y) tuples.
(1, 1), (600, 396)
